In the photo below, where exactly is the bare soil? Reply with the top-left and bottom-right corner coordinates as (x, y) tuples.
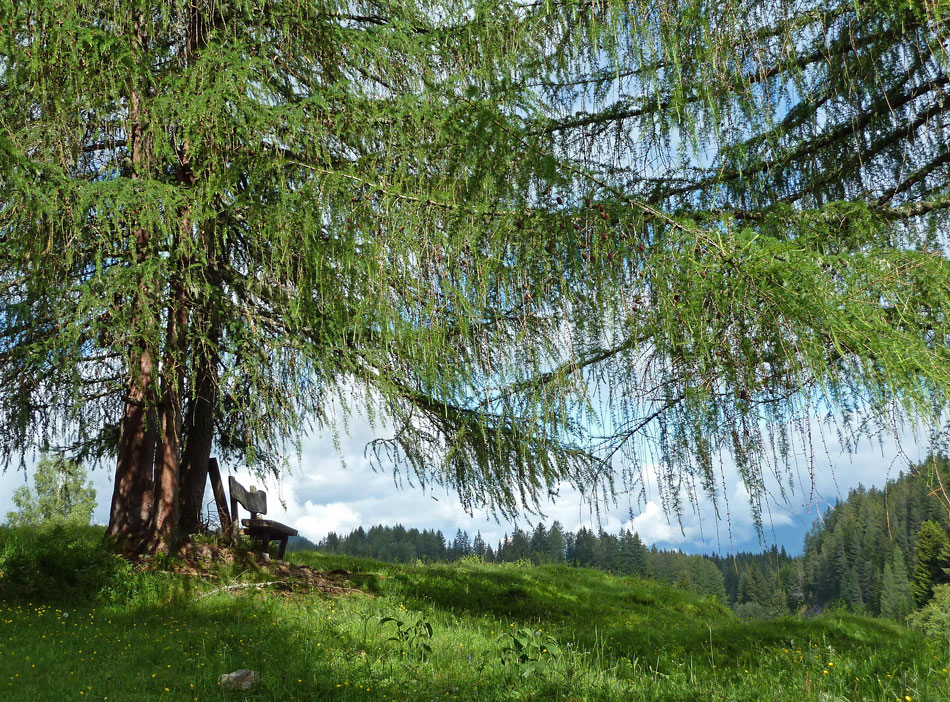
(168, 540), (364, 596)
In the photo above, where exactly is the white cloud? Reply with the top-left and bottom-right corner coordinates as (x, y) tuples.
(295, 504), (363, 540)
(625, 501), (686, 544)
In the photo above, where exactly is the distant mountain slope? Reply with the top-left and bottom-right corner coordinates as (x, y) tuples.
(800, 455), (950, 615)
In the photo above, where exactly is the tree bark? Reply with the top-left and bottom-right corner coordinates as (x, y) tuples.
(106, 347), (157, 550)
(106, 11), (157, 553)
(149, 279), (188, 552)
(176, 219), (222, 535)
(153, 0), (213, 546)
(178, 331), (220, 534)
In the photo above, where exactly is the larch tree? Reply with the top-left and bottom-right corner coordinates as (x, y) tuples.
(524, 0), (950, 525)
(1, 0), (575, 553)
(1, 0), (948, 555)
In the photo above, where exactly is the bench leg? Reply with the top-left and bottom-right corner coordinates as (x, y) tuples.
(258, 528), (271, 560)
(277, 536), (288, 560)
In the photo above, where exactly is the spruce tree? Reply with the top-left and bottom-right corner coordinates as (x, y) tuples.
(546, 522), (567, 564)
(689, 558), (729, 603)
(573, 528), (597, 567)
(912, 521), (950, 608)
(472, 532), (486, 559)
(451, 529), (472, 559)
(767, 588), (790, 619)
(880, 546), (915, 621)
(618, 530), (650, 576)
(529, 523), (549, 563)
(738, 567), (770, 607)
(507, 529), (531, 562)
(630, 533), (650, 578)
(595, 530), (622, 572)
(800, 458), (950, 611)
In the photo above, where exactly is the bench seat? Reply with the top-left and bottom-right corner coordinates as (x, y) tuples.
(241, 518), (297, 559)
(241, 518), (298, 537)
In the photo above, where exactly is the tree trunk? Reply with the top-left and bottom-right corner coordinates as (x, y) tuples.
(178, 335), (219, 534)
(107, 11), (156, 553)
(152, 0), (213, 546)
(174, 0), (220, 537)
(106, 348), (157, 551)
(149, 283), (188, 552)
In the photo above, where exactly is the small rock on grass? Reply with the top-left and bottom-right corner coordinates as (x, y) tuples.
(219, 669), (258, 690)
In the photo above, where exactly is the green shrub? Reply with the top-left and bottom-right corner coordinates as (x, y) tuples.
(907, 583), (950, 647)
(0, 524), (145, 603)
(734, 601), (771, 620)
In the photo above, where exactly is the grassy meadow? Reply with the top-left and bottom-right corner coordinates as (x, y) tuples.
(0, 526), (948, 701)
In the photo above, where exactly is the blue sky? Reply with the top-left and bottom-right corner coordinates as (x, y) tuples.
(0, 416), (928, 555)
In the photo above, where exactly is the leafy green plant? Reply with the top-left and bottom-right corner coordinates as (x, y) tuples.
(499, 626), (561, 677)
(4, 455), (96, 528)
(506, 558), (534, 569)
(379, 612), (434, 659)
(907, 584), (950, 647)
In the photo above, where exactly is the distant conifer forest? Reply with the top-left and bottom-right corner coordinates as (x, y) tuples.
(291, 457), (950, 618)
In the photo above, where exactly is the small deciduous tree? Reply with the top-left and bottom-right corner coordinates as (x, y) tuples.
(5, 455), (96, 527)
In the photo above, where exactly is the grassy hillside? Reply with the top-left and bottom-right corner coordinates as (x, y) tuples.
(0, 530), (948, 701)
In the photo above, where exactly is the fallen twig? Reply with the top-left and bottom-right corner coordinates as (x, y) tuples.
(198, 580), (289, 599)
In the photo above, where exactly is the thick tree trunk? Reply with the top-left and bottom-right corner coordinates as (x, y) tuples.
(174, 1), (219, 537)
(149, 257), (190, 553)
(107, 13), (156, 553)
(109, 4), (217, 556)
(106, 349), (157, 551)
(150, 404), (181, 550)
(178, 338), (220, 534)
(150, 0), (212, 546)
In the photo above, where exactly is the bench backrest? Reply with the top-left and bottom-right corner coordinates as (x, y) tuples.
(229, 476), (267, 519)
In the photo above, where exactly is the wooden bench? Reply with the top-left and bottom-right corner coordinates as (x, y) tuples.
(228, 476), (297, 560)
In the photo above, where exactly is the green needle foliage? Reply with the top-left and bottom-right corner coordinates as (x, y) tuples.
(912, 520), (950, 607)
(880, 546), (915, 621)
(0, 0), (948, 548)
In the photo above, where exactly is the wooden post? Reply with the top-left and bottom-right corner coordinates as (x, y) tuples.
(207, 457), (232, 542)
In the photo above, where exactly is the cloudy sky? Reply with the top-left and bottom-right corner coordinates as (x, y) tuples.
(0, 415), (929, 555)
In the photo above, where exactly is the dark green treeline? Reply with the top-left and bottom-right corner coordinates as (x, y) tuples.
(293, 457), (950, 617)
(799, 456), (950, 616)
(700, 457), (950, 617)
(294, 523), (728, 602)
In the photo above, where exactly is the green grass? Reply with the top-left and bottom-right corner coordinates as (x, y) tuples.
(0, 534), (948, 701)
